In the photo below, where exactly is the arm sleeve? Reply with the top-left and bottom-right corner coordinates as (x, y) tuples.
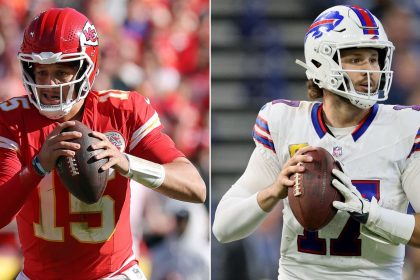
(0, 148), (42, 228)
(212, 146), (281, 243)
(402, 156), (420, 213)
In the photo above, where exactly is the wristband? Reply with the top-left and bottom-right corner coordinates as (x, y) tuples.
(32, 155), (49, 177)
(364, 198), (415, 245)
(122, 153), (165, 189)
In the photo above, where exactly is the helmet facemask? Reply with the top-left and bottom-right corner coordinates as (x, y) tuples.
(19, 52), (95, 119)
(323, 45), (393, 109)
(18, 8), (99, 120)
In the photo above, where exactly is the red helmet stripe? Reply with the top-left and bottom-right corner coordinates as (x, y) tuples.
(351, 5), (379, 35)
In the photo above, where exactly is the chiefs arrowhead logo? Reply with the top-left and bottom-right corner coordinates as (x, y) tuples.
(80, 21), (98, 47)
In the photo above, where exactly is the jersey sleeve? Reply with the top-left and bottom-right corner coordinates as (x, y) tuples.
(0, 114), (22, 183)
(213, 103), (282, 243)
(253, 102), (276, 154)
(127, 94), (184, 164)
(252, 102), (282, 170)
(401, 157), (420, 213)
(402, 127), (420, 212)
(406, 127), (420, 159)
(0, 115), (42, 228)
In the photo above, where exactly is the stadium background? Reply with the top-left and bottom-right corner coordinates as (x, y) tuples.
(211, 0), (420, 279)
(0, 0), (209, 279)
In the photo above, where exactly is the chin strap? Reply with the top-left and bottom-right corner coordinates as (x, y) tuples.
(122, 153), (165, 189)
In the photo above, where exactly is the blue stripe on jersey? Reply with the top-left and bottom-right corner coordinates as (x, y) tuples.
(407, 203), (415, 214)
(255, 116), (270, 133)
(311, 103), (326, 138)
(408, 142), (420, 158)
(352, 104), (378, 141)
(253, 130), (275, 152)
(416, 128), (420, 137)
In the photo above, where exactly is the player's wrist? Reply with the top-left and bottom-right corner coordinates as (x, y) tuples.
(122, 154), (133, 178)
(32, 155), (50, 177)
(268, 183), (286, 200)
(363, 198), (415, 245)
(122, 153), (165, 189)
(278, 186), (288, 200)
(270, 177), (288, 199)
(348, 197), (371, 224)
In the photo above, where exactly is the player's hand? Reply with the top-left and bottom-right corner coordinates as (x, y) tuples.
(38, 121), (82, 172)
(332, 169), (370, 224)
(89, 131), (129, 175)
(274, 145), (316, 199)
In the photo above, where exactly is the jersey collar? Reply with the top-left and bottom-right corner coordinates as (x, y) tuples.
(311, 103), (379, 141)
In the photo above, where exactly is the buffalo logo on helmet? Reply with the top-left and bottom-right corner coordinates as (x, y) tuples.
(80, 21), (98, 47)
(306, 10), (344, 40)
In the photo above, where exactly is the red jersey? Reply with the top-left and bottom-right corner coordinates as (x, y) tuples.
(0, 90), (184, 280)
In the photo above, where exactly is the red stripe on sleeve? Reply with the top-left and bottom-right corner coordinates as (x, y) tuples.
(353, 6), (376, 34)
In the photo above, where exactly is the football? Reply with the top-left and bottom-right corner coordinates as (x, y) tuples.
(288, 147), (343, 231)
(56, 121), (109, 204)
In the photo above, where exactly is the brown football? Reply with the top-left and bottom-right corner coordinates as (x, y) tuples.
(56, 121), (109, 204)
(288, 147), (343, 231)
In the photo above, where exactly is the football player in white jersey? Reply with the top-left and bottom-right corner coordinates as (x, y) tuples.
(213, 5), (420, 280)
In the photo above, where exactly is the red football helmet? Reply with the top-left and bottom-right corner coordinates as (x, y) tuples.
(18, 8), (99, 119)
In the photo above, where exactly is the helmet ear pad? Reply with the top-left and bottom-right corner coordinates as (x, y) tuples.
(306, 47), (341, 91)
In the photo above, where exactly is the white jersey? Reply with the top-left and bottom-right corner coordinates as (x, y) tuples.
(253, 100), (420, 279)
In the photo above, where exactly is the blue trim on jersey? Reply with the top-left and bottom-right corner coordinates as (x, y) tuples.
(408, 203), (415, 214)
(253, 130), (275, 152)
(311, 103), (327, 138)
(352, 104), (379, 141)
(255, 116), (269, 133)
(408, 128), (420, 157)
(408, 142), (420, 158)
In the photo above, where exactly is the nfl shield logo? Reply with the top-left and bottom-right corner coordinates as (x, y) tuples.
(333, 146), (342, 157)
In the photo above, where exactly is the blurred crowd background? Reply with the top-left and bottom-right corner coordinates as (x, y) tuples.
(0, 0), (209, 279)
(212, 0), (420, 279)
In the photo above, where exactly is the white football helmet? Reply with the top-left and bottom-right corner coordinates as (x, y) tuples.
(296, 5), (394, 109)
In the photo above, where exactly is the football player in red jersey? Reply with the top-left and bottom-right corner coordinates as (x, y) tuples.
(0, 8), (206, 280)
